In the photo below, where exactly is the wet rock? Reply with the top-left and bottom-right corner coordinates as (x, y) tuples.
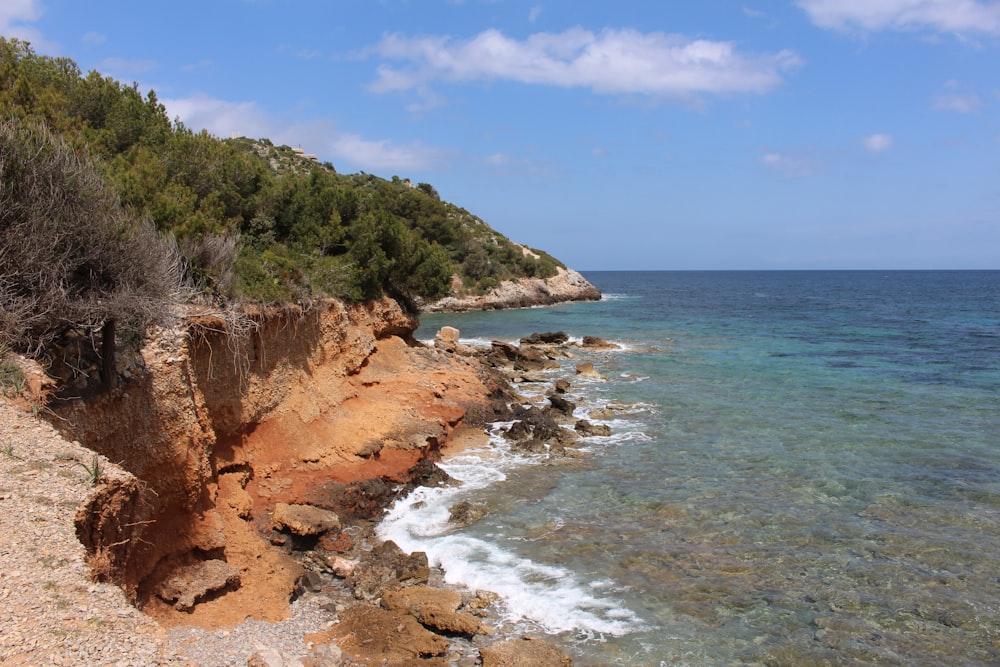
(155, 559), (240, 612)
(575, 420), (612, 437)
(582, 335), (619, 349)
(448, 500), (489, 527)
(546, 395), (576, 418)
(382, 586), (483, 636)
(520, 331), (570, 345)
(575, 362), (605, 380)
(552, 378), (571, 394)
(480, 637), (573, 666)
(333, 604), (449, 663)
(272, 503), (341, 537)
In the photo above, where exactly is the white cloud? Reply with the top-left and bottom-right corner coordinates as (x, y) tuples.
(933, 92), (982, 112)
(82, 31), (107, 45)
(100, 57), (157, 75)
(161, 93), (273, 138)
(761, 151), (815, 177)
(369, 28), (801, 101)
(863, 133), (893, 152)
(327, 132), (448, 172)
(797, 0), (1000, 35)
(161, 93), (446, 173)
(529, 6), (542, 23)
(0, 0), (55, 51)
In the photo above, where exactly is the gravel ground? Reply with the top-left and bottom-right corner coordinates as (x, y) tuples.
(0, 402), (189, 665)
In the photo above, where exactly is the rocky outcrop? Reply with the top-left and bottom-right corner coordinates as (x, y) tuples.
(50, 296), (512, 628)
(421, 266), (601, 312)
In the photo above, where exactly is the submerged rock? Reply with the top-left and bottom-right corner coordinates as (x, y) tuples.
(448, 500), (489, 527)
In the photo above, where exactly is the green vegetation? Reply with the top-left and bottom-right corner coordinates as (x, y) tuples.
(0, 344), (25, 397)
(0, 37), (562, 314)
(74, 453), (104, 486)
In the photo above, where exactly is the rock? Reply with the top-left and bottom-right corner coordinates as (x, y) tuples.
(296, 570), (324, 593)
(155, 559), (241, 611)
(480, 637), (574, 667)
(317, 531), (354, 553)
(582, 335), (619, 349)
(434, 326), (461, 352)
(422, 266), (601, 313)
(247, 646), (304, 667)
(333, 605), (449, 663)
(448, 500), (489, 527)
(520, 331), (570, 345)
(347, 540), (429, 602)
(575, 420), (612, 437)
(302, 643), (343, 667)
(383, 586), (483, 636)
(552, 379), (571, 394)
(326, 556), (357, 578)
(272, 503), (340, 537)
(575, 362), (605, 380)
(546, 395), (576, 417)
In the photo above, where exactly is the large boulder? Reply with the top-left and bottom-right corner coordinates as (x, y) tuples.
(480, 637), (574, 666)
(271, 503), (340, 537)
(155, 559), (241, 611)
(347, 540), (430, 602)
(333, 605), (449, 663)
(382, 586), (483, 636)
(520, 331), (570, 345)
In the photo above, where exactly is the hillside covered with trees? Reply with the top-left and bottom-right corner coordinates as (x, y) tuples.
(0, 37), (563, 308)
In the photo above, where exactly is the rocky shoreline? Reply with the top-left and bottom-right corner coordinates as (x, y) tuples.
(420, 267), (601, 313)
(1, 298), (617, 666)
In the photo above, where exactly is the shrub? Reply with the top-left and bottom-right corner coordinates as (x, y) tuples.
(0, 119), (182, 387)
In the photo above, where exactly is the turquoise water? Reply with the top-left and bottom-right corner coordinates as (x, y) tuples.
(387, 271), (1000, 666)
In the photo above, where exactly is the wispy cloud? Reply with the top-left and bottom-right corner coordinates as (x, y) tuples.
(863, 133), (893, 152)
(933, 92), (983, 113)
(0, 0), (55, 51)
(368, 28), (801, 103)
(101, 57), (157, 75)
(82, 31), (107, 45)
(796, 0), (1000, 35)
(161, 93), (447, 173)
(760, 151), (815, 177)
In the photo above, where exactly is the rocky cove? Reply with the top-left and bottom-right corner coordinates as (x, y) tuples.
(1, 281), (609, 666)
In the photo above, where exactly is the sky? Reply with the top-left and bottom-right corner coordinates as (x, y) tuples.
(2, 0), (999, 270)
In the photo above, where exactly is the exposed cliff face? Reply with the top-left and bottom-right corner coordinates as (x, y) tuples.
(421, 266), (601, 313)
(54, 297), (505, 627)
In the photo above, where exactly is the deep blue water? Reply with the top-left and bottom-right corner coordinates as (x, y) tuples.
(383, 271), (1000, 666)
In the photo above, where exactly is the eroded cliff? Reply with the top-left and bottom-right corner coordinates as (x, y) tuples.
(52, 297), (507, 628)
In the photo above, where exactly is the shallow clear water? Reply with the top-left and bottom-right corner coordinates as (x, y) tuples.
(387, 271), (1000, 666)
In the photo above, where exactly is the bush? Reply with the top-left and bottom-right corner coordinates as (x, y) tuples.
(0, 119), (182, 386)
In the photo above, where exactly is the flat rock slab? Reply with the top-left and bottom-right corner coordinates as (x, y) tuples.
(272, 502), (340, 536)
(333, 604), (449, 663)
(480, 637), (574, 667)
(155, 559), (241, 611)
(383, 585), (482, 636)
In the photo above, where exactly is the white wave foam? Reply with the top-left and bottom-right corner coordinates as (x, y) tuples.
(376, 439), (643, 638)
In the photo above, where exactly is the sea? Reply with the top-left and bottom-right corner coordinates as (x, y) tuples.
(380, 271), (1000, 666)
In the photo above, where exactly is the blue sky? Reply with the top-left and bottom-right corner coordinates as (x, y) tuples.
(3, 1), (999, 270)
